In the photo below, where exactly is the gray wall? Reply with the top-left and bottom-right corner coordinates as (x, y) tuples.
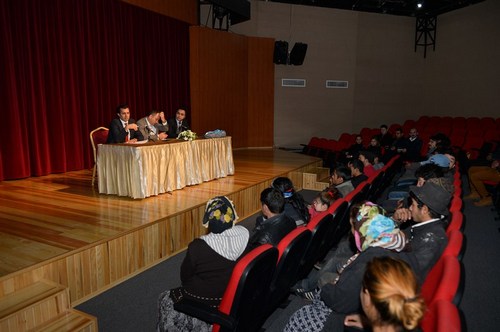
(227, 0), (500, 148)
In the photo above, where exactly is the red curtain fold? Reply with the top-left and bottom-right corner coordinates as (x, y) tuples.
(0, 0), (190, 180)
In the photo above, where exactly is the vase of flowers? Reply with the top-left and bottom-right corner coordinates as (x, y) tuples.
(177, 130), (197, 141)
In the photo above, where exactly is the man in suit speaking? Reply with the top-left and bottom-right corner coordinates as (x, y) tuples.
(167, 108), (189, 138)
(106, 103), (144, 143)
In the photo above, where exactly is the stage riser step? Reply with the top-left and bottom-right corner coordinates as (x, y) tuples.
(0, 280), (70, 331)
(28, 309), (97, 332)
(302, 167), (330, 191)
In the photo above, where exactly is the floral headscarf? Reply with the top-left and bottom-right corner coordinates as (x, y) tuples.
(202, 196), (239, 234)
(352, 202), (405, 252)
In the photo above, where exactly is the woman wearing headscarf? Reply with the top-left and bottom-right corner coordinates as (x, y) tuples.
(285, 202), (407, 332)
(157, 196), (249, 332)
(271, 177), (310, 226)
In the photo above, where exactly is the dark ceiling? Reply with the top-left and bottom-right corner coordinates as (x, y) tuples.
(265, 0), (485, 17)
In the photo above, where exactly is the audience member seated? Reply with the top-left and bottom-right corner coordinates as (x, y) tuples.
(308, 188), (341, 219)
(393, 181), (452, 281)
(383, 127), (408, 163)
(349, 159), (368, 188)
(376, 124), (394, 152)
(373, 153), (385, 170)
(383, 163), (445, 212)
(293, 202), (406, 301)
(343, 257), (425, 332)
(425, 133), (451, 159)
(137, 110), (168, 141)
(344, 135), (365, 161)
(285, 202), (406, 331)
(327, 165), (355, 197)
(156, 196), (249, 332)
(367, 136), (383, 158)
(271, 177), (311, 226)
(106, 103), (144, 143)
(248, 188), (297, 247)
(465, 158), (500, 207)
(358, 151), (377, 178)
(405, 127), (423, 162)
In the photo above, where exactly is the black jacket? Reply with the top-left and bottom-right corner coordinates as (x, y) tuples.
(248, 213), (296, 247)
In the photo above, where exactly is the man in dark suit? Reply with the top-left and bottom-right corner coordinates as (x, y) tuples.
(106, 103), (144, 143)
(167, 108), (190, 138)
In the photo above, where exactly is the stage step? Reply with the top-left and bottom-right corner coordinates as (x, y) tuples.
(302, 167), (330, 191)
(0, 280), (96, 332)
(30, 309), (97, 332)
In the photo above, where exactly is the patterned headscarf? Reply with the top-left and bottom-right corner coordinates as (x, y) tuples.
(352, 202), (405, 252)
(202, 196), (239, 234)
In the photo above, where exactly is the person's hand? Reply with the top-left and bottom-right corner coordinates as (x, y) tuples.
(127, 123), (138, 131)
(491, 160), (499, 169)
(393, 207), (412, 222)
(159, 112), (167, 123)
(158, 132), (168, 140)
(344, 314), (364, 329)
(127, 138), (138, 143)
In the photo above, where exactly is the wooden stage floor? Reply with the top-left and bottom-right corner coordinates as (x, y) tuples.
(0, 148), (321, 304)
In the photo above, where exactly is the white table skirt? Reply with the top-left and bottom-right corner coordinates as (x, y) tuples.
(97, 137), (234, 199)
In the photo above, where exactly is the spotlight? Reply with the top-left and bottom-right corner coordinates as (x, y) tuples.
(417, 3), (423, 9)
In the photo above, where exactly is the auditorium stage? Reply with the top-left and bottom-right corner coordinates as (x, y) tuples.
(0, 148), (322, 305)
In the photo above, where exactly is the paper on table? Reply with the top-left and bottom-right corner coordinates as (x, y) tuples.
(129, 140), (148, 144)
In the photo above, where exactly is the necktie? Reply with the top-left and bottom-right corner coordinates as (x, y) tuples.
(177, 121), (181, 134)
(124, 122), (129, 142)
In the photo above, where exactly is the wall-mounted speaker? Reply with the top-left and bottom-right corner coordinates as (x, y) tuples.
(289, 43), (308, 66)
(273, 41), (289, 65)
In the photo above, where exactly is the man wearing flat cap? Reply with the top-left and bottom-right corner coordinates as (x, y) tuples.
(394, 181), (452, 281)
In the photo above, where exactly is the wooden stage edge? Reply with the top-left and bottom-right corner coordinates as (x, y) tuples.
(0, 148), (323, 306)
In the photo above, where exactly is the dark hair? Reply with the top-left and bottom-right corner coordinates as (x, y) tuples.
(395, 127), (403, 133)
(260, 188), (285, 214)
(359, 150), (375, 164)
(271, 177), (310, 222)
(350, 159), (364, 173)
(380, 124), (388, 129)
(333, 165), (352, 181)
(116, 103), (128, 114)
(318, 188), (341, 206)
(149, 110), (160, 116)
(414, 163), (443, 180)
(370, 136), (381, 146)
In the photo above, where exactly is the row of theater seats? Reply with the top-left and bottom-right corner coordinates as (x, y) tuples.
(173, 156), (466, 331)
(303, 116), (500, 162)
(172, 156), (403, 331)
(420, 166), (465, 332)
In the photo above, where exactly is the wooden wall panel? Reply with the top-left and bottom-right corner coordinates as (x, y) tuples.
(247, 37), (275, 147)
(120, 0), (197, 25)
(190, 27), (249, 147)
(190, 27), (274, 148)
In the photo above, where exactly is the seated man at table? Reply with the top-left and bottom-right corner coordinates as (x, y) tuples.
(137, 110), (168, 141)
(106, 103), (144, 143)
(167, 108), (190, 138)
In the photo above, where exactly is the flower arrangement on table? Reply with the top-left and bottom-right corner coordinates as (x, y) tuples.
(177, 130), (197, 141)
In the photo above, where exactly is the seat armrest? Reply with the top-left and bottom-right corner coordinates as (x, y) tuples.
(174, 298), (236, 329)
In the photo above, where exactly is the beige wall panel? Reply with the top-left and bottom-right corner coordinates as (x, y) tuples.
(421, 1), (500, 118)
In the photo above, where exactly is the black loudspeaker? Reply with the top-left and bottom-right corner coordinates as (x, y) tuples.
(273, 41), (289, 65)
(289, 42), (308, 66)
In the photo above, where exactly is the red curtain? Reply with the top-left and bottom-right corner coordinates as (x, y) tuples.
(0, 0), (190, 180)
